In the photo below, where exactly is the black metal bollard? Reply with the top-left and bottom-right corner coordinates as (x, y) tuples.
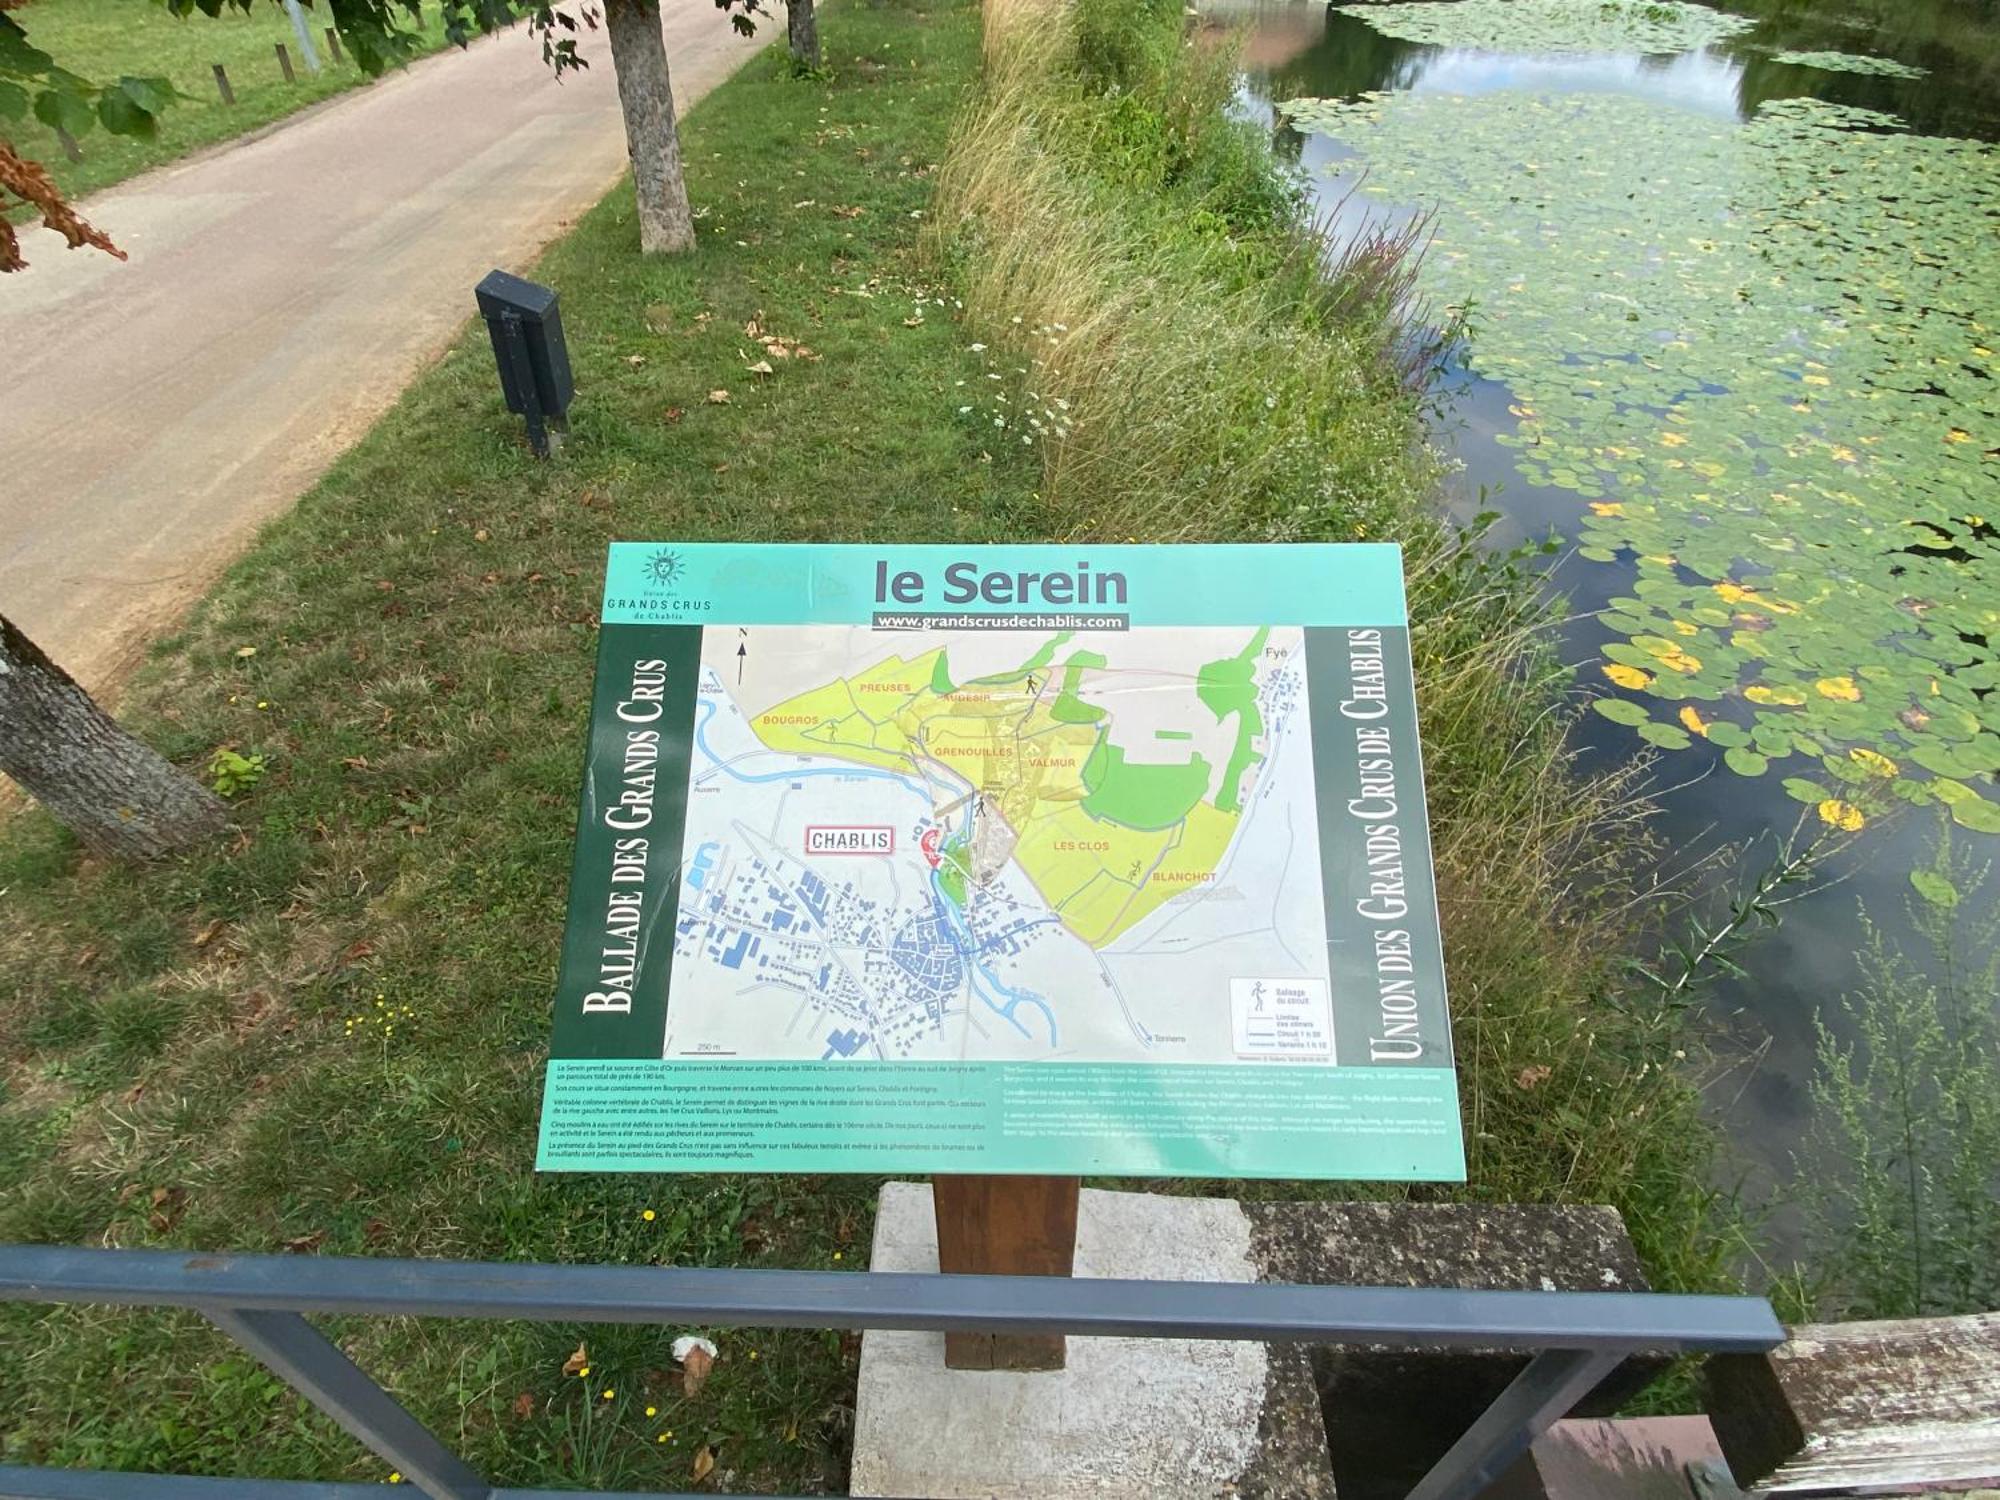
(475, 270), (575, 459)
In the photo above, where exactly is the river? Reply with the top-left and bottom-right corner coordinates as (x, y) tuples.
(1223, 0), (2000, 1212)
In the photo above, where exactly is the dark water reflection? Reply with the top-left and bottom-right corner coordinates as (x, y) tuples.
(1228, 0), (2000, 1228)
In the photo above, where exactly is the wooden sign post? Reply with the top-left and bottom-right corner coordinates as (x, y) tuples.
(932, 1174), (1080, 1371)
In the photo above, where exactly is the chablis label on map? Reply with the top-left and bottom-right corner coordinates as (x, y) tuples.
(537, 543), (1464, 1181)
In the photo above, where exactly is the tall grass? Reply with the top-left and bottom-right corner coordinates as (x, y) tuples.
(933, 0), (1745, 1295)
(931, 0), (1442, 544)
(1796, 827), (2000, 1320)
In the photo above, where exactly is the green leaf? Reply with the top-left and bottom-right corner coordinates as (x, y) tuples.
(1592, 697), (1652, 727)
(1946, 795), (2000, 834)
(1908, 869), (1959, 909)
(1723, 747), (1769, 776)
(97, 81), (158, 138)
(1639, 721), (1694, 750)
(116, 75), (177, 115)
(0, 80), (28, 122)
(32, 85), (95, 139)
(1781, 777), (1827, 804)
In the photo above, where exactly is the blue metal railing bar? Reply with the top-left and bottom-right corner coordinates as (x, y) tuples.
(0, 1242), (1784, 1500)
(0, 1245), (1782, 1353)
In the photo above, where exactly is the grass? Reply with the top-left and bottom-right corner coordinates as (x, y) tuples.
(8, 0), (449, 206)
(0, 0), (1743, 1487)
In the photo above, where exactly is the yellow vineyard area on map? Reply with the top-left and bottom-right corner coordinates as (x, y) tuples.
(743, 631), (1273, 947)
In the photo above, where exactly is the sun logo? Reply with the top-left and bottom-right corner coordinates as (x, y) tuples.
(644, 548), (685, 590)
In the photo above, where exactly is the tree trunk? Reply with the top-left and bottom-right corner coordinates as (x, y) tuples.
(603, 0), (695, 255)
(787, 0), (820, 69)
(0, 614), (228, 859)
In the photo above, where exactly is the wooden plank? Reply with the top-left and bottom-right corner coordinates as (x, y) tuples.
(931, 1174), (1079, 1372)
(1708, 1311), (2000, 1494)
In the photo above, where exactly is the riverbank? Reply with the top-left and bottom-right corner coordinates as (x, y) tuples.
(936, 0), (1738, 1293)
(1, 0), (1732, 1488)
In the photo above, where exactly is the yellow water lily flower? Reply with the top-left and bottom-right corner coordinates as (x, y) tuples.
(1816, 676), (1862, 701)
(1589, 501), (1625, 517)
(1679, 706), (1710, 737)
(1659, 431), (1689, 447)
(1818, 799), (1866, 832)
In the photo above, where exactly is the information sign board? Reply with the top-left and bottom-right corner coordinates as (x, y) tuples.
(537, 543), (1464, 1180)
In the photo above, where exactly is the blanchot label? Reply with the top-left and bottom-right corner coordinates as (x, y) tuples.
(807, 825), (894, 856)
(539, 543), (1464, 1182)
(1231, 978), (1333, 1060)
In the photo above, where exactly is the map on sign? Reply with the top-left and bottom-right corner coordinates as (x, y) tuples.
(537, 543), (1464, 1181)
(673, 625), (1323, 1066)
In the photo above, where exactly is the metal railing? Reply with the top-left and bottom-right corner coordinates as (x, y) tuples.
(0, 1243), (1782, 1500)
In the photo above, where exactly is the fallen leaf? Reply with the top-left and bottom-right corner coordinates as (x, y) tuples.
(192, 918), (226, 949)
(706, 389), (731, 404)
(511, 1391), (537, 1420)
(561, 1343), (589, 1378)
(283, 1229), (328, 1254)
(338, 938), (376, 967)
(674, 1335), (718, 1396)
(235, 645), (257, 659)
(691, 1445), (715, 1484)
(341, 756), (371, 771)
(747, 360), (774, 376)
(473, 528), (490, 542)
(903, 316), (924, 327)
(664, 406), (685, 424)
(625, 354), (648, 367)
(1516, 1064), (1553, 1091)
(147, 1186), (187, 1233)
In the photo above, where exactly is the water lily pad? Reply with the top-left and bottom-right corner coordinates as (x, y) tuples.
(1768, 49), (1927, 80)
(1908, 869), (1959, 908)
(1638, 721), (1694, 750)
(1592, 696), (1653, 726)
(1333, 0), (1755, 55)
(1723, 747), (1770, 777)
(1279, 86), (2000, 831)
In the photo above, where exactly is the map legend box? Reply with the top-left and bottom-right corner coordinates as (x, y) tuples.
(1230, 978), (1333, 1060)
